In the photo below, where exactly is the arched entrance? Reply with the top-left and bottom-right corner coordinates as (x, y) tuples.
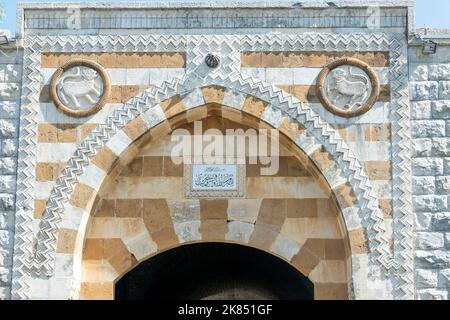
(115, 243), (314, 300)
(78, 108), (351, 300)
(34, 77), (391, 300)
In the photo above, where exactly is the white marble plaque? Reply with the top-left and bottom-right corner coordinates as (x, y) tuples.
(185, 164), (245, 198)
(192, 165), (237, 191)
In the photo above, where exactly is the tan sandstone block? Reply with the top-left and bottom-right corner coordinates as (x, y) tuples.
(310, 148), (335, 171)
(142, 156), (163, 176)
(242, 96), (268, 118)
(200, 220), (227, 241)
(96, 199), (115, 217)
(279, 118), (304, 142)
(79, 124), (98, 142)
(348, 229), (369, 254)
(83, 239), (104, 260)
(34, 200), (47, 219)
(314, 283), (348, 300)
(378, 198), (393, 219)
(200, 199), (228, 220)
(88, 218), (121, 239)
(143, 199), (172, 233)
(202, 86), (225, 105)
(35, 162), (65, 182)
(122, 117), (148, 141)
(286, 199), (318, 218)
(151, 227), (179, 251)
(160, 95), (185, 119)
(80, 282), (114, 300)
(290, 245), (321, 276)
(103, 239), (137, 274)
(364, 161), (392, 180)
(333, 183), (358, 209)
(241, 52), (262, 67)
(163, 156), (183, 177)
(363, 124), (391, 142)
(116, 199), (142, 218)
(56, 228), (78, 254)
(248, 224), (279, 251)
(37, 124), (57, 143)
(92, 147), (118, 173)
(309, 260), (347, 284)
(324, 239), (347, 260)
(257, 199), (287, 231)
(317, 198), (340, 218)
(120, 157), (143, 177)
(70, 183), (97, 210)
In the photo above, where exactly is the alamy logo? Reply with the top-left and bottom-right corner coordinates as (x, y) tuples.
(170, 121), (280, 176)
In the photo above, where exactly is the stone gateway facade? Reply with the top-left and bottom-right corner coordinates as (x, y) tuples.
(0, 1), (449, 300)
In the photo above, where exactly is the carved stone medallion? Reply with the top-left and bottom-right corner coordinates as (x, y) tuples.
(317, 57), (380, 118)
(50, 59), (111, 117)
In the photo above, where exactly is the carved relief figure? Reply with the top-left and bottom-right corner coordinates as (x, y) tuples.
(57, 66), (103, 110)
(326, 66), (370, 110)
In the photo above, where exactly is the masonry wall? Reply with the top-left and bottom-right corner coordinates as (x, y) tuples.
(409, 44), (450, 300)
(0, 46), (22, 299)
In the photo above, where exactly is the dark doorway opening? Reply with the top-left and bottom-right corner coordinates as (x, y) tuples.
(115, 242), (314, 300)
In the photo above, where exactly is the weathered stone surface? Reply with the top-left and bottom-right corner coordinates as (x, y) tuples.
(416, 250), (450, 269)
(429, 64), (450, 81)
(0, 120), (18, 139)
(436, 176), (450, 195)
(431, 101), (450, 119)
(0, 64), (20, 83)
(410, 64), (429, 81)
(0, 231), (11, 248)
(439, 269), (450, 287)
(412, 138), (433, 157)
(432, 212), (450, 231)
(0, 176), (16, 193)
(0, 267), (10, 286)
(445, 158), (450, 175)
(431, 138), (450, 157)
(414, 195), (447, 213)
(412, 138), (449, 157)
(416, 212), (433, 231)
(0, 158), (16, 175)
(412, 176), (435, 195)
(416, 269), (439, 288)
(411, 101), (432, 119)
(0, 139), (17, 158)
(0, 194), (14, 211)
(417, 289), (448, 300)
(410, 81), (439, 101)
(0, 102), (19, 119)
(412, 120), (446, 138)
(416, 232), (445, 250)
(439, 81), (450, 99)
(0, 83), (20, 100)
(413, 158), (444, 176)
(445, 233), (450, 249)
(0, 247), (11, 267)
(0, 286), (10, 300)
(0, 212), (13, 230)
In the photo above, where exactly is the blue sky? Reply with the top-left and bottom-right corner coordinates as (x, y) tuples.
(0, 0), (449, 37)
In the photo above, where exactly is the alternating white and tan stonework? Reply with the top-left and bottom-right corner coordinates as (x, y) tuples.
(0, 1), (448, 301)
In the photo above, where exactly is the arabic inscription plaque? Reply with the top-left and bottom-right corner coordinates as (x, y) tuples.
(185, 164), (245, 198)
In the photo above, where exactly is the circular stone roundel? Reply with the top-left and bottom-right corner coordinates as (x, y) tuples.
(50, 59), (111, 118)
(317, 57), (380, 118)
